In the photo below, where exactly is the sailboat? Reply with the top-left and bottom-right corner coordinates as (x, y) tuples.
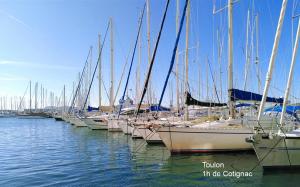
(249, 0), (300, 169)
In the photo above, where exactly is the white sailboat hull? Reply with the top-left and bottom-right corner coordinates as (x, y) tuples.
(69, 118), (87, 127)
(157, 126), (253, 153)
(131, 126), (143, 139)
(252, 131), (300, 168)
(82, 118), (108, 130)
(108, 119), (122, 132)
(136, 126), (162, 144)
(119, 120), (133, 135)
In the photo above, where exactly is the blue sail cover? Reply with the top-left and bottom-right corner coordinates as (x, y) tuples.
(235, 103), (253, 108)
(149, 104), (170, 111)
(230, 89), (283, 103)
(265, 105), (300, 116)
(87, 106), (99, 112)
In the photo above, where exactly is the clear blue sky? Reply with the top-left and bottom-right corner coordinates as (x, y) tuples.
(0, 0), (300, 109)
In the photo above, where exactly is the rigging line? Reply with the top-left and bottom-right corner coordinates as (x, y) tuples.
(158, 0), (189, 109)
(82, 21), (111, 111)
(266, 0), (275, 32)
(135, 0), (171, 118)
(206, 57), (221, 103)
(112, 44), (134, 106)
(68, 48), (92, 114)
(118, 3), (146, 118)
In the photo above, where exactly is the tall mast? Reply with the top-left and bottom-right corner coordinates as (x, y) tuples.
(147, 0), (152, 105)
(170, 82), (173, 107)
(136, 17), (141, 104)
(184, 0), (190, 121)
(88, 46), (92, 107)
(244, 9), (250, 90)
(98, 34), (102, 111)
(10, 97), (12, 111)
(227, 0), (235, 118)
(42, 87), (44, 109)
(255, 14), (261, 92)
(206, 57), (209, 100)
(37, 83), (39, 109)
(280, 17), (300, 125)
(63, 85), (66, 113)
(198, 41), (201, 100)
(29, 80), (32, 112)
(258, 0), (287, 121)
(77, 72), (81, 108)
(40, 84), (42, 109)
(181, 57), (184, 107)
(35, 82), (38, 110)
(110, 17), (114, 108)
(45, 89), (47, 108)
(176, 0), (180, 113)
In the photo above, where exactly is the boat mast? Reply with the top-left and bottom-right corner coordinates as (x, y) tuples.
(63, 85), (66, 113)
(88, 46), (92, 107)
(98, 34), (102, 111)
(217, 29), (222, 101)
(258, 0), (287, 121)
(227, 0), (235, 118)
(40, 84), (42, 110)
(184, 0), (190, 121)
(35, 82), (38, 111)
(243, 9), (250, 91)
(280, 17), (300, 125)
(136, 18), (141, 105)
(45, 89), (47, 108)
(78, 72), (81, 108)
(206, 57), (208, 100)
(198, 41), (201, 100)
(29, 80), (32, 113)
(176, 0), (180, 113)
(255, 14), (261, 92)
(110, 17), (114, 109)
(147, 0), (152, 105)
(42, 87), (44, 110)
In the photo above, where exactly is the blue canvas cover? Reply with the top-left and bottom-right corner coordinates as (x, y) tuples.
(87, 106), (99, 112)
(230, 89), (283, 103)
(265, 105), (300, 116)
(149, 104), (170, 111)
(235, 103), (253, 108)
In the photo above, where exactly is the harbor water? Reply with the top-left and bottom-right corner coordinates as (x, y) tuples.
(0, 117), (299, 186)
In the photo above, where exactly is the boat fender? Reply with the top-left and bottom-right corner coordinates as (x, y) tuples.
(262, 133), (269, 139)
(245, 137), (254, 143)
(268, 132), (273, 139)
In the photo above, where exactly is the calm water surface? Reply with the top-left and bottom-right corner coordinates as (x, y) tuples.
(0, 117), (299, 186)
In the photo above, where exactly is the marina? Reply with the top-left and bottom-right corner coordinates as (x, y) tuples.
(2, 0), (300, 186)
